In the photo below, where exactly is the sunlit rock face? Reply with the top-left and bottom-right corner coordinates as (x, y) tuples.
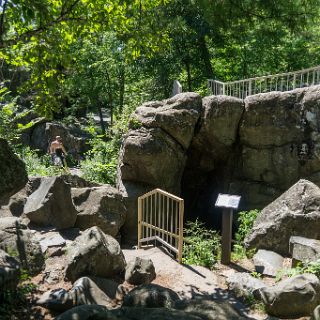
(117, 86), (320, 238)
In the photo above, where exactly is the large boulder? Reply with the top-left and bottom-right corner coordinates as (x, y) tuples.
(0, 248), (20, 291)
(118, 92), (202, 193)
(132, 92), (202, 150)
(0, 217), (44, 274)
(191, 95), (244, 166)
(24, 176), (77, 229)
(122, 284), (180, 308)
(72, 186), (126, 237)
(0, 138), (28, 204)
(125, 257), (156, 285)
(64, 226), (126, 282)
(245, 179), (320, 255)
(259, 273), (320, 318)
(236, 86), (320, 207)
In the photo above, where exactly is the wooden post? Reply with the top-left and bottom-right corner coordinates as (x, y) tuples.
(137, 197), (142, 249)
(178, 199), (184, 264)
(221, 208), (233, 265)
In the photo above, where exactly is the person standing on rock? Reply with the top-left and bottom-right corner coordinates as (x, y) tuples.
(49, 136), (68, 169)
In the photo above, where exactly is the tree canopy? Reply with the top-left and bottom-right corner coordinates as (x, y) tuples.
(1, 0), (320, 118)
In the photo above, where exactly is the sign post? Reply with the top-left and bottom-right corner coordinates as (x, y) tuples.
(215, 194), (241, 265)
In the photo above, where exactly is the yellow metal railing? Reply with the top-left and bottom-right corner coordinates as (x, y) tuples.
(138, 188), (184, 263)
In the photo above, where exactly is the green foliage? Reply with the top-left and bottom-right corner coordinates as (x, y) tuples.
(16, 146), (64, 177)
(245, 293), (266, 313)
(182, 219), (220, 268)
(276, 259), (320, 282)
(0, 269), (37, 319)
(232, 209), (260, 261)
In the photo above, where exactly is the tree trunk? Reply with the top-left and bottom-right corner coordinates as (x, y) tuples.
(118, 67), (125, 114)
(198, 36), (214, 78)
(185, 58), (192, 92)
(97, 103), (106, 135)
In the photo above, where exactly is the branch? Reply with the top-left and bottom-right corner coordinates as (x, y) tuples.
(0, 0), (82, 48)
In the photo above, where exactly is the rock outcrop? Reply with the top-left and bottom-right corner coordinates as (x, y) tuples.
(245, 179), (320, 255)
(64, 226), (126, 282)
(0, 138), (28, 204)
(118, 92), (202, 243)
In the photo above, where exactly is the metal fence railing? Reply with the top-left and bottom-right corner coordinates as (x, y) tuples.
(138, 188), (184, 263)
(208, 65), (320, 99)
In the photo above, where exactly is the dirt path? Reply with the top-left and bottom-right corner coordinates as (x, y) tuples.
(123, 246), (270, 320)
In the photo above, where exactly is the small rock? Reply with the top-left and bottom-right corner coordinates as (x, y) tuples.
(123, 284), (180, 308)
(259, 273), (320, 318)
(125, 257), (156, 285)
(290, 236), (320, 266)
(253, 249), (284, 277)
(226, 272), (266, 299)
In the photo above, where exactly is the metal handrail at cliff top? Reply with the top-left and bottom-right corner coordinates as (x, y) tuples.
(208, 65), (320, 99)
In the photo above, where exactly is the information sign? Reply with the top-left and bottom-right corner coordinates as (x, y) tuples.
(215, 193), (241, 209)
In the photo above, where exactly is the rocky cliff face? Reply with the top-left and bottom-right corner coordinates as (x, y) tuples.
(117, 86), (320, 237)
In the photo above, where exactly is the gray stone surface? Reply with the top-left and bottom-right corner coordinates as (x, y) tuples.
(253, 250), (284, 277)
(54, 305), (111, 320)
(125, 257), (156, 285)
(0, 217), (44, 275)
(37, 276), (119, 311)
(174, 298), (247, 320)
(0, 138), (28, 204)
(290, 236), (320, 266)
(259, 273), (320, 318)
(226, 272), (266, 299)
(72, 186), (126, 237)
(55, 305), (205, 320)
(119, 92), (202, 193)
(245, 179), (320, 255)
(123, 284), (180, 308)
(24, 176), (77, 229)
(0, 248), (20, 291)
(37, 232), (66, 253)
(65, 226), (126, 282)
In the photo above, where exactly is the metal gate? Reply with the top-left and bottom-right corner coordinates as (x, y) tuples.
(137, 189), (184, 263)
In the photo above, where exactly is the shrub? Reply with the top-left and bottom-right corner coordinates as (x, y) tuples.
(16, 146), (64, 176)
(232, 209), (260, 260)
(182, 219), (220, 268)
(276, 259), (320, 282)
(0, 269), (37, 319)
